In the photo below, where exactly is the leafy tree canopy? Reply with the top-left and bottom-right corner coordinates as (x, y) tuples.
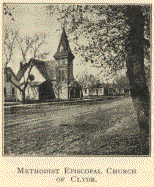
(46, 4), (150, 76)
(115, 75), (130, 90)
(77, 73), (100, 88)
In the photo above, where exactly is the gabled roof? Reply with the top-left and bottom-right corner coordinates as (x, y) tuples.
(54, 27), (74, 60)
(4, 67), (19, 81)
(16, 62), (31, 81)
(69, 80), (81, 88)
(39, 79), (53, 86)
(16, 58), (57, 81)
(28, 81), (42, 87)
(32, 59), (56, 80)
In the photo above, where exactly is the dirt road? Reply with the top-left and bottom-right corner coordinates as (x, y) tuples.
(3, 96), (149, 156)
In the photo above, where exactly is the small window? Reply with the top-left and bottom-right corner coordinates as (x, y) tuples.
(12, 88), (15, 96)
(4, 87), (6, 97)
(85, 88), (87, 94)
(62, 70), (65, 81)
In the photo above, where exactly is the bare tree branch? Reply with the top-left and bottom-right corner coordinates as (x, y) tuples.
(3, 27), (18, 67)
(15, 33), (49, 102)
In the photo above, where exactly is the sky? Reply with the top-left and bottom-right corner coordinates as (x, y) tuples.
(4, 4), (126, 83)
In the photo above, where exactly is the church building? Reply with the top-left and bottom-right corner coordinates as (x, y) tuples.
(15, 27), (82, 101)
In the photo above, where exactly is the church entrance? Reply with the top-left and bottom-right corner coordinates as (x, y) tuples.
(39, 80), (55, 101)
(69, 81), (82, 99)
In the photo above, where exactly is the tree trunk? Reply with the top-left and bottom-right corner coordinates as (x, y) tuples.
(125, 6), (150, 154)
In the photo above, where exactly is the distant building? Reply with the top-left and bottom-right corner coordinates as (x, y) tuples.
(4, 67), (20, 102)
(104, 83), (119, 95)
(104, 82), (130, 95)
(82, 84), (105, 97)
(82, 88), (90, 97)
(82, 88), (104, 97)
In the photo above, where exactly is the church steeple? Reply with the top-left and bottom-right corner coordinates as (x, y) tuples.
(53, 27), (74, 60)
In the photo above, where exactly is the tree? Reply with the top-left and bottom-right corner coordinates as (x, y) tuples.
(47, 4), (151, 153)
(125, 6), (150, 140)
(3, 26), (18, 68)
(3, 3), (14, 20)
(77, 72), (101, 97)
(3, 9), (25, 99)
(46, 5), (150, 74)
(116, 75), (130, 92)
(46, 5), (129, 74)
(16, 33), (50, 102)
(77, 72), (99, 88)
(17, 33), (49, 61)
(3, 4), (50, 102)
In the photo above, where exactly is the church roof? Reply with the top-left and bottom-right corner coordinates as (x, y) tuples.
(16, 62), (30, 81)
(33, 59), (56, 80)
(4, 67), (19, 81)
(16, 58), (57, 81)
(28, 81), (42, 87)
(69, 80), (81, 88)
(54, 28), (75, 60)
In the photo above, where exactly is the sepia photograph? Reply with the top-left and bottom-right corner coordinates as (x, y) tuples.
(3, 3), (151, 156)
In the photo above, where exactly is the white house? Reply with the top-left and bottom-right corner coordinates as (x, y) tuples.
(16, 61), (46, 101)
(4, 67), (20, 102)
(82, 87), (104, 97)
(16, 81), (41, 101)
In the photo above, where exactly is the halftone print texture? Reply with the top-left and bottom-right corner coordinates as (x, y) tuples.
(3, 4), (151, 156)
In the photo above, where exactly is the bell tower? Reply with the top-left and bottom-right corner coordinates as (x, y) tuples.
(54, 27), (75, 99)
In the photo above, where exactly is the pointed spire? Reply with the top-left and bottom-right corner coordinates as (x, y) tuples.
(59, 27), (69, 51)
(54, 27), (74, 60)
